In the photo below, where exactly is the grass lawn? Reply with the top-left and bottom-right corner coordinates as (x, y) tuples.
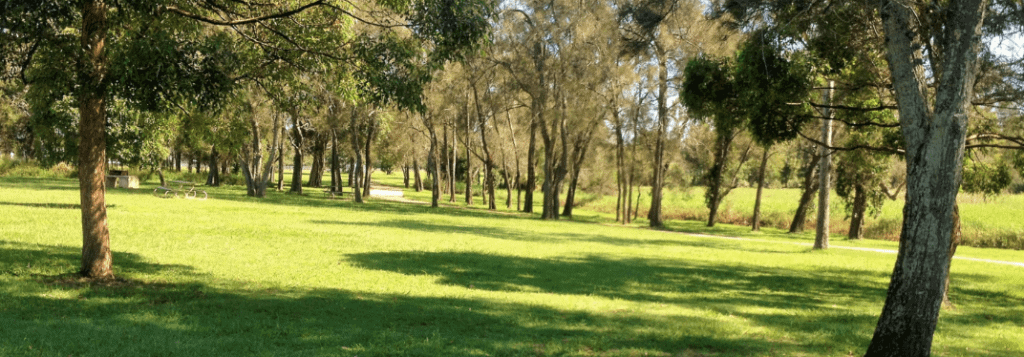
(1, 175), (1023, 356)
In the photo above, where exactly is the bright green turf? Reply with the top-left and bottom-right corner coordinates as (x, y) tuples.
(1, 175), (1022, 356)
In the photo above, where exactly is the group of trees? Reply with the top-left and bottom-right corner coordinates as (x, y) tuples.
(3, 0), (1024, 355)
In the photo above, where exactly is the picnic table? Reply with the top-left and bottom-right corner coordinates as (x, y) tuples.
(153, 180), (207, 200)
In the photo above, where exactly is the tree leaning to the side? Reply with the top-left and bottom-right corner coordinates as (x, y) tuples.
(865, 0), (987, 355)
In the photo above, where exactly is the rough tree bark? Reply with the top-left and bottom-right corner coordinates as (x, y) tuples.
(943, 204), (962, 309)
(289, 112), (305, 194)
(413, 158), (424, 192)
(206, 145), (220, 186)
(648, 45), (669, 227)
(331, 129), (341, 192)
(790, 149), (821, 233)
(464, 102), (474, 205)
(362, 119), (375, 197)
(848, 184), (867, 239)
(307, 132), (326, 188)
(276, 125), (284, 191)
(706, 132), (734, 227)
(865, 0), (986, 354)
(751, 146), (770, 231)
(815, 84), (834, 250)
(78, 0), (113, 279)
(350, 109), (363, 203)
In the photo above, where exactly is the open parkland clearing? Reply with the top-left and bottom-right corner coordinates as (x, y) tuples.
(0, 172), (1022, 357)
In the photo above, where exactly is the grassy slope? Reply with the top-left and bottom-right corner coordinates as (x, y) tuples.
(1, 175), (1022, 356)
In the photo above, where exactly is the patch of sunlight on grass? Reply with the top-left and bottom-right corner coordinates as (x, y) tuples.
(1, 175), (1023, 356)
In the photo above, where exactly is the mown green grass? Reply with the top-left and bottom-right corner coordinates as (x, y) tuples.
(2, 175), (1022, 356)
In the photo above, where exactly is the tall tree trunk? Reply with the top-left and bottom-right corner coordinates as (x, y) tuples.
(848, 184), (868, 239)
(362, 120), (375, 197)
(413, 158), (424, 192)
(614, 110), (626, 224)
(524, 112), (538, 213)
(290, 116), (304, 195)
(752, 146), (770, 231)
(331, 129), (341, 192)
(562, 129), (594, 218)
(473, 85), (496, 210)
(449, 119), (457, 203)
(465, 102), (474, 205)
(77, 0), (113, 279)
(706, 132), (734, 227)
(865, 0), (985, 354)
(424, 113), (441, 208)
(348, 158), (355, 188)
(276, 126), (284, 191)
(402, 165), (410, 188)
(648, 46), (669, 227)
(175, 150), (182, 172)
(307, 132), (326, 188)
(815, 82), (835, 250)
(206, 145), (220, 186)
(350, 111), (363, 203)
(789, 150), (821, 232)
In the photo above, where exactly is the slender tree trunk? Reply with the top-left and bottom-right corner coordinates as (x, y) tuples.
(348, 158), (355, 188)
(649, 46), (669, 227)
(350, 112), (363, 203)
(465, 103), (474, 205)
(175, 150), (181, 172)
(424, 114), (441, 208)
(814, 82), (835, 250)
(524, 114), (538, 213)
(331, 129), (340, 192)
(277, 125), (284, 191)
(625, 167), (633, 224)
(752, 146), (770, 231)
(290, 117), (304, 195)
(706, 132), (734, 227)
(363, 122), (374, 197)
(413, 158), (423, 192)
(789, 148), (820, 232)
(77, 0), (113, 279)
(206, 145), (220, 186)
(849, 184), (867, 240)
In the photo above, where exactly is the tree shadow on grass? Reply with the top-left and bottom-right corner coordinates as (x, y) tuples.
(347, 251), (891, 349)
(0, 240), (804, 357)
(322, 218), (812, 254)
(1, 241), (1016, 356)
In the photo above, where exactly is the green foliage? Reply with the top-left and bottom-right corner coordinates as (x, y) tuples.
(962, 156), (1013, 197)
(411, 0), (494, 63)
(682, 56), (738, 128)
(734, 34), (813, 146)
(0, 160), (76, 178)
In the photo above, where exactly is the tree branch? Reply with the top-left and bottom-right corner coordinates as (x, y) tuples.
(163, 1), (326, 26)
(797, 131), (905, 155)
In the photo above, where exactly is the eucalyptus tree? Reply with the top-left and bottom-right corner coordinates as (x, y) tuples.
(618, 0), (739, 227)
(1, 0), (490, 279)
(715, 0), (1024, 353)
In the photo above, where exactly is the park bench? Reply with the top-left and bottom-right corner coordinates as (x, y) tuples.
(153, 180), (207, 200)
